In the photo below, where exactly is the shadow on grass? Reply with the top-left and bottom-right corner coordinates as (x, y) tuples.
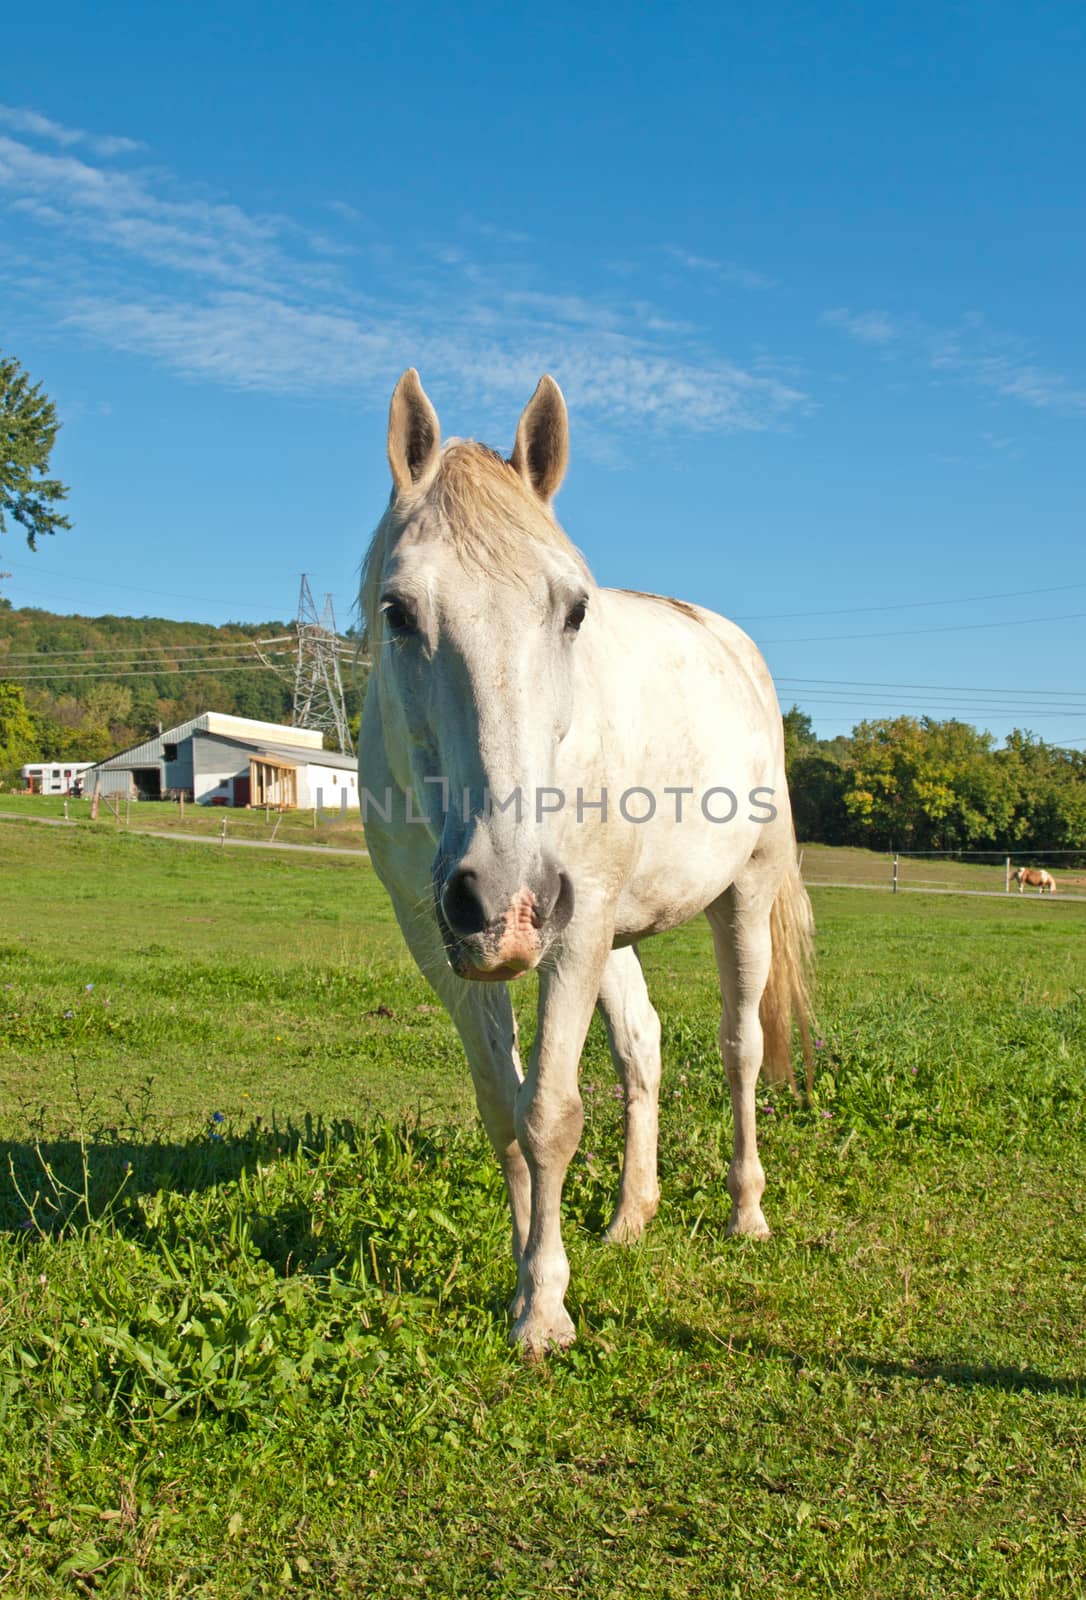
(648, 1315), (1086, 1398)
(0, 1111), (357, 1228)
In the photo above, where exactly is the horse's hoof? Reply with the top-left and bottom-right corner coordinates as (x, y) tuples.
(726, 1207), (771, 1240)
(510, 1306), (576, 1360)
(603, 1202), (657, 1244)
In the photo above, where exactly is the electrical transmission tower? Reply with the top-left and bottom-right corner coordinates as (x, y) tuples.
(291, 575), (354, 755)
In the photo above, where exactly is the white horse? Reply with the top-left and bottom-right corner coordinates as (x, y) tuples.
(359, 371), (814, 1357)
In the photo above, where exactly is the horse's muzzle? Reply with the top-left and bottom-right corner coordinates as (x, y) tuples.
(437, 863), (574, 981)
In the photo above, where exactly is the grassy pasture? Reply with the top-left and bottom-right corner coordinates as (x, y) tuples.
(5, 793), (1085, 893)
(0, 821), (1084, 1597)
(0, 792), (369, 853)
(799, 841), (1086, 896)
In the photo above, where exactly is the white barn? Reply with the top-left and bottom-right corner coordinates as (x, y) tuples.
(81, 712), (358, 809)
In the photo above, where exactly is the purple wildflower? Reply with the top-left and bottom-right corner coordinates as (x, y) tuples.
(211, 1111), (225, 1124)
(815, 1038), (825, 1049)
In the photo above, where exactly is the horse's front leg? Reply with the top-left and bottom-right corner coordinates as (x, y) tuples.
(511, 935), (610, 1358)
(382, 884), (531, 1264)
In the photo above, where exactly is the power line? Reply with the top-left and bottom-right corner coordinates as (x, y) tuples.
(781, 698), (1086, 717)
(760, 610), (1086, 645)
(2, 648), (297, 678)
(0, 660), (297, 684)
(1, 655), (298, 679)
(779, 688), (1086, 708)
(777, 675), (1086, 696)
(777, 688), (1086, 709)
(2, 558), (289, 613)
(735, 578), (1086, 623)
(0, 635), (297, 662)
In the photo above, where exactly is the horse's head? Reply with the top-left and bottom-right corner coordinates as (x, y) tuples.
(363, 370), (592, 981)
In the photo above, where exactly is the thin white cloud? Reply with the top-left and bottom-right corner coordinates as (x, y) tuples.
(0, 110), (807, 440)
(0, 102), (141, 157)
(326, 199), (366, 224)
(928, 333), (1086, 416)
(62, 290), (802, 434)
(663, 246), (775, 291)
(821, 307), (900, 346)
(825, 306), (1086, 417)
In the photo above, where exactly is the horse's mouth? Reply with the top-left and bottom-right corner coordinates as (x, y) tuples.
(457, 958), (534, 983)
(435, 900), (545, 984)
(442, 933), (542, 983)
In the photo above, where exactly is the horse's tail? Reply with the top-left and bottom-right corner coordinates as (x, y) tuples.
(760, 859), (816, 1098)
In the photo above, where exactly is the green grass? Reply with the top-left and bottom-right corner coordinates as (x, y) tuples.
(0, 791), (368, 852)
(800, 840), (1086, 895)
(0, 824), (1084, 1597)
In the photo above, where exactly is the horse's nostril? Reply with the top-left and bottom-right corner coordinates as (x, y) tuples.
(534, 860), (563, 924)
(540, 868), (574, 932)
(551, 869), (575, 932)
(442, 868), (489, 937)
(532, 862), (574, 930)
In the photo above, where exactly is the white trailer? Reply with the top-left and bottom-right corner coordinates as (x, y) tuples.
(20, 762), (96, 796)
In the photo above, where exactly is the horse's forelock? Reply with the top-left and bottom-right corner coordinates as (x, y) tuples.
(430, 440), (588, 581)
(359, 439), (591, 641)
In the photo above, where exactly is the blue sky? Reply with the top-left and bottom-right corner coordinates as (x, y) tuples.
(1, 0), (1084, 743)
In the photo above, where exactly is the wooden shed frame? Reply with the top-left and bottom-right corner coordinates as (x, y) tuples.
(250, 755), (299, 809)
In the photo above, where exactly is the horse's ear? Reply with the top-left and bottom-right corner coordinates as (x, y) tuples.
(511, 375), (568, 503)
(388, 369), (441, 495)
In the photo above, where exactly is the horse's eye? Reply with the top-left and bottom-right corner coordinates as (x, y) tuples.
(382, 599), (415, 636)
(565, 600), (587, 634)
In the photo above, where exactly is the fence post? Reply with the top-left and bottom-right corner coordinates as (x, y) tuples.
(892, 853), (899, 894)
(1005, 855), (1011, 893)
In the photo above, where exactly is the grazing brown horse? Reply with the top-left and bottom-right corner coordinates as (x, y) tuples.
(1013, 866), (1056, 895)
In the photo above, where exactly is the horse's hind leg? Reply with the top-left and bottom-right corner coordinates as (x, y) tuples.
(705, 881), (775, 1239)
(597, 946), (662, 1243)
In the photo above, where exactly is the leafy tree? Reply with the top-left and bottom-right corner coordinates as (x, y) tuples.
(791, 750), (852, 843)
(0, 680), (37, 777)
(842, 717), (1021, 850)
(1, 350), (72, 550)
(782, 704), (816, 769)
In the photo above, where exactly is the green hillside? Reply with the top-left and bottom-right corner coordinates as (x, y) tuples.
(0, 600), (364, 776)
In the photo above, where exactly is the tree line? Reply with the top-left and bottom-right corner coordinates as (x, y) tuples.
(0, 603), (365, 782)
(785, 708), (1086, 861)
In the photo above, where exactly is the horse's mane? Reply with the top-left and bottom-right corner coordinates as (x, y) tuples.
(360, 440), (590, 637)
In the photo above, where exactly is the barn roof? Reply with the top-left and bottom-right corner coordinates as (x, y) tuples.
(85, 711), (334, 771)
(196, 731), (357, 770)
